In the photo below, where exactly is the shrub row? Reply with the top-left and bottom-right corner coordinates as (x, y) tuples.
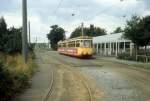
(117, 53), (136, 61)
(117, 52), (150, 63)
(0, 52), (37, 101)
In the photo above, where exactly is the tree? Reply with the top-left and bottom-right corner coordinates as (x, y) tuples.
(47, 25), (65, 50)
(4, 27), (22, 53)
(142, 15), (150, 48)
(70, 27), (82, 38)
(70, 24), (106, 38)
(0, 60), (13, 101)
(111, 27), (123, 34)
(0, 17), (22, 53)
(0, 17), (8, 50)
(124, 16), (143, 46)
(124, 15), (150, 55)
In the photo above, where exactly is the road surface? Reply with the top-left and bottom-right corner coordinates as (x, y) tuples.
(13, 50), (150, 101)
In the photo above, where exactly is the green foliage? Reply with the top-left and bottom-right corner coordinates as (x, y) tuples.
(29, 43), (35, 52)
(0, 16), (36, 101)
(70, 24), (106, 38)
(0, 17), (22, 54)
(4, 27), (22, 53)
(0, 52), (37, 101)
(0, 17), (8, 50)
(117, 53), (136, 61)
(142, 16), (150, 45)
(134, 63), (150, 70)
(47, 25), (65, 50)
(124, 15), (150, 47)
(0, 60), (14, 101)
(136, 56), (147, 62)
(111, 27), (123, 34)
(117, 52), (150, 62)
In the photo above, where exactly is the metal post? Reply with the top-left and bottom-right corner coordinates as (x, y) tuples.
(97, 44), (99, 54)
(110, 42), (112, 56)
(22, 0), (28, 63)
(115, 42), (118, 57)
(124, 41), (126, 52)
(28, 21), (31, 46)
(104, 43), (106, 56)
(81, 22), (84, 36)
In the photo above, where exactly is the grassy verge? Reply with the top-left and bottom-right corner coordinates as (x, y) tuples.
(0, 51), (37, 101)
(133, 63), (150, 70)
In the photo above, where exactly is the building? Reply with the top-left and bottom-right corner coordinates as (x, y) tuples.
(93, 33), (134, 57)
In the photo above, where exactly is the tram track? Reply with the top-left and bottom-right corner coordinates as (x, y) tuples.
(42, 70), (54, 101)
(39, 51), (150, 101)
(50, 54), (93, 101)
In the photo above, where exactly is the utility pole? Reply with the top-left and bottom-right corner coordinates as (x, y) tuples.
(28, 21), (31, 46)
(81, 22), (84, 37)
(22, 0), (28, 63)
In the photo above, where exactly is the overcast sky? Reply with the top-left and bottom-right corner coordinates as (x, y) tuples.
(0, 0), (150, 43)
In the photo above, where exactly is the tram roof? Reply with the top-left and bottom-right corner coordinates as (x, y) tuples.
(58, 36), (92, 44)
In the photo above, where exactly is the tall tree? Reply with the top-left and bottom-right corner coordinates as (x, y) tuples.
(0, 17), (7, 50)
(0, 17), (23, 53)
(124, 15), (150, 55)
(70, 24), (106, 38)
(111, 27), (123, 34)
(4, 27), (22, 53)
(142, 15), (150, 47)
(124, 16), (150, 46)
(124, 16), (148, 47)
(47, 25), (65, 50)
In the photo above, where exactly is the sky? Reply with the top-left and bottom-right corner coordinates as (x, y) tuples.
(0, 0), (150, 43)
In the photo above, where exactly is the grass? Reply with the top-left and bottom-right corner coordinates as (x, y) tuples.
(5, 52), (37, 78)
(134, 63), (150, 70)
(0, 51), (37, 101)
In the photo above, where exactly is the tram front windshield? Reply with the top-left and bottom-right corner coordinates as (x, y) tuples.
(81, 40), (92, 47)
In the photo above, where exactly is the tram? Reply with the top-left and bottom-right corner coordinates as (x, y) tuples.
(58, 36), (93, 57)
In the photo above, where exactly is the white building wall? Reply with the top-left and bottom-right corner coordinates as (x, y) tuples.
(93, 33), (132, 57)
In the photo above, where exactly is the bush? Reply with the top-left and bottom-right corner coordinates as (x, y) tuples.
(117, 53), (136, 61)
(3, 27), (22, 54)
(0, 60), (14, 101)
(0, 17), (22, 54)
(117, 52), (150, 63)
(0, 52), (37, 101)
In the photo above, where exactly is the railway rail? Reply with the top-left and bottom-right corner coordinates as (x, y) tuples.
(51, 54), (93, 101)
(42, 70), (54, 101)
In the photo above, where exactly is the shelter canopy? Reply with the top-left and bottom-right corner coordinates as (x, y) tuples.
(93, 33), (131, 44)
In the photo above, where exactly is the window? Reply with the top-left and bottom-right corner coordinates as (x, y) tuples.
(82, 40), (92, 47)
(76, 40), (80, 47)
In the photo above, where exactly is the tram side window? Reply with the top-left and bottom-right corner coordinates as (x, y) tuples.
(76, 41), (80, 47)
(58, 44), (61, 48)
(90, 41), (92, 47)
(72, 41), (75, 47)
(58, 44), (62, 48)
(68, 43), (71, 47)
(68, 41), (75, 47)
(63, 43), (66, 47)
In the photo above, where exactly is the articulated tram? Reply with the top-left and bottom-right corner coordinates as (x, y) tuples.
(58, 36), (93, 57)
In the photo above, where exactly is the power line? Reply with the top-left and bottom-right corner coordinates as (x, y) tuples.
(53, 0), (63, 15)
(85, 2), (123, 21)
